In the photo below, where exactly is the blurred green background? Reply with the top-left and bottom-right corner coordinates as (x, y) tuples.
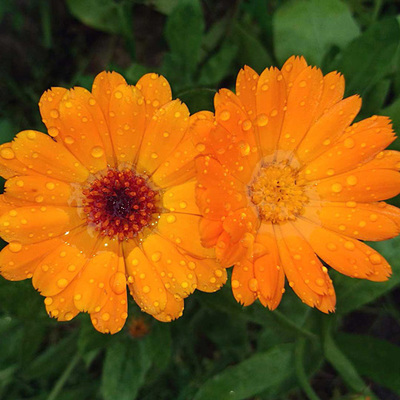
(0, 0), (400, 399)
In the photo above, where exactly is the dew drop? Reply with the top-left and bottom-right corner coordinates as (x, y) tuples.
(166, 215), (176, 223)
(91, 146), (104, 159)
(231, 279), (240, 289)
(242, 119), (252, 131)
(331, 183), (342, 193)
(346, 175), (357, 186)
(257, 113), (269, 127)
(344, 138), (355, 149)
(248, 278), (258, 292)
(142, 285), (150, 294)
(0, 148), (15, 160)
(110, 271), (126, 295)
(57, 278), (68, 288)
(9, 241), (22, 253)
(151, 252), (161, 262)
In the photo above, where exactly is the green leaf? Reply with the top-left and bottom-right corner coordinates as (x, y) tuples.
(198, 42), (237, 86)
(0, 119), (16, 144)
(336, 333), (400, 395)
(274, 0), (359, 66)
(66, 0), (127, 35)
(334, 17), (400, 97)
(361, 78), (390, 116)
(322, 317), (370, 394)
(335, 237), (400, 315)
(146, 0), (180, 15)
(193, 344), (294, 400)
(231, 23), (272, 72)
(178, 88), (215, 114)
(101, 338), (152, 400)
(164, 0), (204, 83)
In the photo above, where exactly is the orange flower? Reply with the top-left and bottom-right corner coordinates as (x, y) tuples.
(0, 71), (226, 334)
(194, 56), (400, 313)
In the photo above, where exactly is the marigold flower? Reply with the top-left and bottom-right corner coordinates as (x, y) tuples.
(0, 71), (227, 333)
(194, 56), (400, 312)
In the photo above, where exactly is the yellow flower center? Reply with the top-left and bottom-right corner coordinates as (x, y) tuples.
(83, 168), (160, 241)
(250, 163), (308, 223)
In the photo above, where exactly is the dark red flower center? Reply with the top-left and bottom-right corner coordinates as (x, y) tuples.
(83, 169), (160, 241)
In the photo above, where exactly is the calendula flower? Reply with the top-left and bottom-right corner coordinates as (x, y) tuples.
(0, 71), (226, 334)
(194, 56), (400, 312)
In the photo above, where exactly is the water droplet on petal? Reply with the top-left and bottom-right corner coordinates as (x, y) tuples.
(91, 146), (104, 158)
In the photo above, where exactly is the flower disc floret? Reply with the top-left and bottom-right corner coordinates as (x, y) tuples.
(250, 163), (308, 223)
(83, 169), (160, 241)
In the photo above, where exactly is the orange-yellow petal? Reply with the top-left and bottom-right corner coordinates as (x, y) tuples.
(162, 179), (199, 214)
(124, 242), (167, 316)
(142, 233), (197, 298)
(157, 213), (214, 259)
(253, 222), (285, 310)
(303, 202), (400, 241)
(236, 65), (259, 115)
(91, 71), (127, 125)
(231, 259), (257, 306)
(277, 66), (324, 158)
(74, 238), (121, 313)
(0, 206), (83, 244)
(44, 280), (80, 322)
(296, 95), (361, 164)
(281, 55), (308, 95)
(136, 73), (172, 121)
(295, 218), (391, 282)
(32, 240), (88, 296)
(0, 238), (61, 281)
(303, 116), (395, 180)
(315, 168), (400, 202)
(255, 67), (287, 156)
(12, 130), (89, 183)
(108, 83), (146, 166)
(314, 71), (345, 118)
(0, 142), (32, 179)
(153, 290), (184, 322)
(4, 175), (72, 206)
(137, 100), (189, 174)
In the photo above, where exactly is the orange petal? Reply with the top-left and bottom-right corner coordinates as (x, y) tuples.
(295, 218), (392, 282)
(195, 156), (246, 220)
(74, 237), (121, 313)
(136, 73), (172, 121)
(157, 213), (215, 258)
(281, 55), (308, 95)
(304, 116), (395, 180)
(314, 71), (345, 118)
(315, 168), (400, 202)
(12, 130), (89, 183)
(0, 142), (33, 179)
(151, 112), (211, 188)
(213, 94), (259, 182)
(108, 83), (146, 166)
(142, 233), (197, 298)
(0, 205), (83, 244)
(124, 242), (167, 316)
(4, 175), (72, 206)
(90, 255), (128, 334)
(56, 88), (114, 171)
(303, 202), (400, 241)
(162, 179), (199, 214)
(137, 100), (190, 174)
(222, 207), (259, 243)
(255, 67), (287, 156)
(153, 290), (184, 322)
(0, 238), (61, 281)
(187, 256), (227, 293)
(91, 71), (127, 125)
(44, 279), (80, 322)
(276, 224), (335, 312)
(277, 66), (324, 158)
(39, 87), (68, 128)
(254, 222), (285, 310)
(236, 65), (259, 115)
(199, 217), (223, 248)
(231, 259), (257, 306)
(215, 230), (247, 268)
(296, 95), (361, 164)
(32, 240), (88, 296)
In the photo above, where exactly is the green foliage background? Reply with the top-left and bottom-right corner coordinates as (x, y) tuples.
(0, 0), (400, 399)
